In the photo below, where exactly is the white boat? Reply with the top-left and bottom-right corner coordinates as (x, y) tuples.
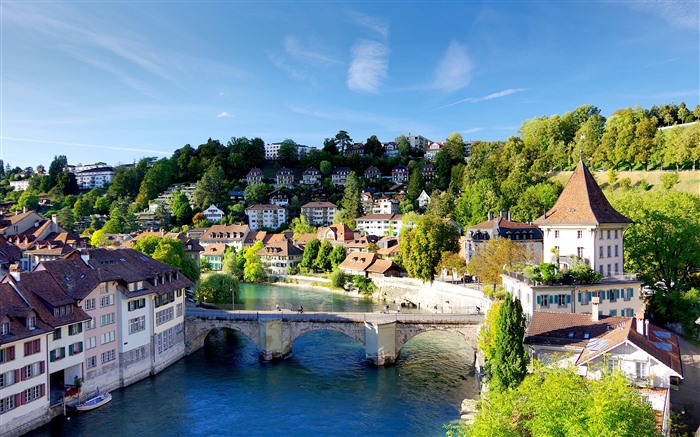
(75, 392), (111, 412)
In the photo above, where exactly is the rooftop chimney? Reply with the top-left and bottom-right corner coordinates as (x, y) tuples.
(9, 263), (20, 282)
(591, 296), (600, 321)
(487, 211), (494, 221)
(635, 311), (645, 336)
(80, 248), (90, 265)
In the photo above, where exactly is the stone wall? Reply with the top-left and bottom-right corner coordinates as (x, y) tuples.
(373, 277), (490, 313)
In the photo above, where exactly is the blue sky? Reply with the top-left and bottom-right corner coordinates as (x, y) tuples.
(1, 1), (698, 170)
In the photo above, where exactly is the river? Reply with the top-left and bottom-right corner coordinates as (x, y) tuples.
(27, 284), (478, 437)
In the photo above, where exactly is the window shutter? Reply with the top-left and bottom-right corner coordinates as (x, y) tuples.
(7, 346), (14, 361)
(587, 292), (591, 301)
(14, 393), (21, 407)
(536, 295), (541, 305)
(20, 367), (26, 381)
(40, 384), (45, 397)
(15, 369), (21, 381)
(629, 288), (634, 298)
(40, 361), (45, 374)
(21, 390), (27, 405)
(577, 292), (581, 302)
(615, 289), (620, 299)
(566, 295), (571, 304)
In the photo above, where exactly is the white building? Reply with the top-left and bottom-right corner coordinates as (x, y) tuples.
(74, 166), (115, 190)
(355, 213), (404, 237)
(203, 205), (224, 223)
(300, 202), (337, 227)
(9, 180), (30, 192)
(245, 204), (287, 231)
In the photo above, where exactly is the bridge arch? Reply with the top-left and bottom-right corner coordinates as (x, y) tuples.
(395, 324), (479, 354)
(286, 322), (366, 350)
(185, 319), (261, 355)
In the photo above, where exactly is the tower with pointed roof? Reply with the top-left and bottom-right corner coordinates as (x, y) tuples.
(534, 161), (631, 277)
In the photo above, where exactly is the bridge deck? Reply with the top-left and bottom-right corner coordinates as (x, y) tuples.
(186, 308), (484, 324)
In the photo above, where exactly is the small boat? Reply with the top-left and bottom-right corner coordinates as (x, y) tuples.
(75, 392), (111, 412)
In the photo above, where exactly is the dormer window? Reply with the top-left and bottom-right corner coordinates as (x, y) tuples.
(27, 317), (36, 330)
(1, 322), (9, 335)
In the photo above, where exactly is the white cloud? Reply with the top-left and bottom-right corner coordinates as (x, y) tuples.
(472, 88), (527, 102)
(1, 136), (171, 156)
(432, 41), (472, 93)
(216, 112), (233, 118)
(462, 127), (483, 134)
(436, 88), (527, 110)
(348, 11), (389, 39)
(347, 39), (389, 93)
(282, 35), (341, 65)
(628, 1), (699, 31)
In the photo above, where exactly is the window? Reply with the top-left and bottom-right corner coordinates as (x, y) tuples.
(577, 247), (584, 258)
(129, 316), (145, 334)
(599, 231), (603, 240)
(577, 230), (583, 239)
(85, 336), (97, 349)
(599, 246), (604, 258)
(156, 307), (174, 326)
(607, 264), (611, 276)
(23, 361), (43, 379)
(85, 318), (96, 331)
(101, 349), (116, 364)
(607, 230), (611, 239)
(0, 370), (16, 388)
(609, 289), (617, 302)
(581, 291), (590, 305)
(86, 356), (97, 369)
(540, 294), (549, 307)
(100, 331), (115, 345)
(69, 342), (83, 356)
(24, 339), (41, 356)
(0, 394), (16, 414)
(607, 358), (619, 373)
(176, 303), (183, 317)
(607, 246), (611, 257)
(624, 288), (633, 301)
(599, 265), (604, 275)
(128, 298), (146, 311)
(27, 316), (36, 330)
(0, 346), (15, 363)
(636, 362), (647, 380)
(68, 323), (83, 335)
(614, 229), (618, 239)
(554, 230), (560, 238)
(614, 263), (619, 274)
(100, 294), (114, 307)
(614, 245), (619, 257)
(100, 313), (115, 326)
(49, 347), (66, 362)
(558, 294), (568, 306)
(0, 322), (8, 335)
(83, 298), (96, 310)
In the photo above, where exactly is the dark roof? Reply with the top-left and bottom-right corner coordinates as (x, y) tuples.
(534, 161), (632, 226)
(0, 282), (53, 346)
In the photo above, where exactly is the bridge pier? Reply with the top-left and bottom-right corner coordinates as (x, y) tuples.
(364, 321), (397, 366)
(258, 319), (290, 361)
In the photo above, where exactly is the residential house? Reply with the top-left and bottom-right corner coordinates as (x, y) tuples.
(275, 168), (295, 187)
(302, 168), (321, 185)
(331, 167), (352, 186)
(199, 224), (250, 251)
(73, 166), (115, 190)
(264, 142), (282, 161)
(376, 236), (400, 259)
(245, 168), (265, 185)
(364, 166), (382, 182)
(201, 244), (228, 271)
(501, 161), (643, 320)
(424, 142), (443, 161)
(338, 252), (402, 278)
(372, 196), (399, 215)
(0, 211), (64, 239)
(345, 235), (379, 253)
(525, 310), (683, 436)
(405, 134), (431, 152)
(257, 240), (304, 275)
(355, 214), (404, 237)
(464, 212), (543, 263)
(383, 142), (399, 158)
(245, 204), (287, 231)
(317, 224), (356, 247)
(268, 189), (290, 207)
(417, 190), (432, 210)
(9, 180), (30, 192)
(0, 236), (23, 275)
(391, 165), (409, 184)
(347, 143), (365, 156)
(301, 202), (337, 227)
(421, 163), (435, 181)
(203, 205), (224, 223)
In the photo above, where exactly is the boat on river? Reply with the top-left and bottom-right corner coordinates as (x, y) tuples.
(75, 392), (111, 412)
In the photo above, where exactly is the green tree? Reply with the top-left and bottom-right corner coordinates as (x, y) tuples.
(405, 168), (424, 211)
(339, 171), (363, 228)
(314, 240), (333, 272)
(244, 183), (271, 205)
(16, 190), (39, 211)
(90, 228), (107, 247)
(192, 166), (227, 209)
(102, 197), (137, 234)
(363, 135), (384, 158)
(330, 269), (347, 288)
(93, 196), (112, 215)
(57, 206), (75, 231)
(611, 190), (700, 290)
(195, 273), (240, 304)
(171, 192), (193, 226)
(243, 241), (266, 282)
(278, 139), (299, 165)
(322, 138), (339, 155)
(289, 215), (316, 237)
(488, 295), (528, 391)
(73, 195), (94, 219)
(221, 246), (239, 276)
(319, 160), (333, 177)
(510, 181), (561, 223)
(329, 244), (346, 269)
(399, 215), (459, 282)
(457, 366), (660, 437)
(396, 135), (411, 158)
(335, 130), (353, 156)
(300, 239), (321, 271)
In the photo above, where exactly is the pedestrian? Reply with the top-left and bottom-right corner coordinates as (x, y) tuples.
(276, 304), (281, 311)
(396, 305), (401, 314)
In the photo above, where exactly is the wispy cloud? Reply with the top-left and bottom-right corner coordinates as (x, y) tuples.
(269, 53), (316, 84)
(282, 35), (341, 65)
(216, 112), (233, 118)
(462, 127), (483, 134)
(435, 88), (528, 110)
(346, 12), (390, 94)
(626, 1), (699, 31)
(347, 40), (389, 93)
(1, 137), (171, 156)
(431, 41), (472, 93)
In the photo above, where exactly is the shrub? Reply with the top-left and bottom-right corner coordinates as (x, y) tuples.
(661, 172), (680, 190)
(330, 269), (347, 289)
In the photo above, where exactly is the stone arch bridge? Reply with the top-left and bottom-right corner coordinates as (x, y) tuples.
(185, 308), (484, 365)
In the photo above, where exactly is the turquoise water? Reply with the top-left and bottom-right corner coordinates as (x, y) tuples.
(28, 284), (477, 437)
